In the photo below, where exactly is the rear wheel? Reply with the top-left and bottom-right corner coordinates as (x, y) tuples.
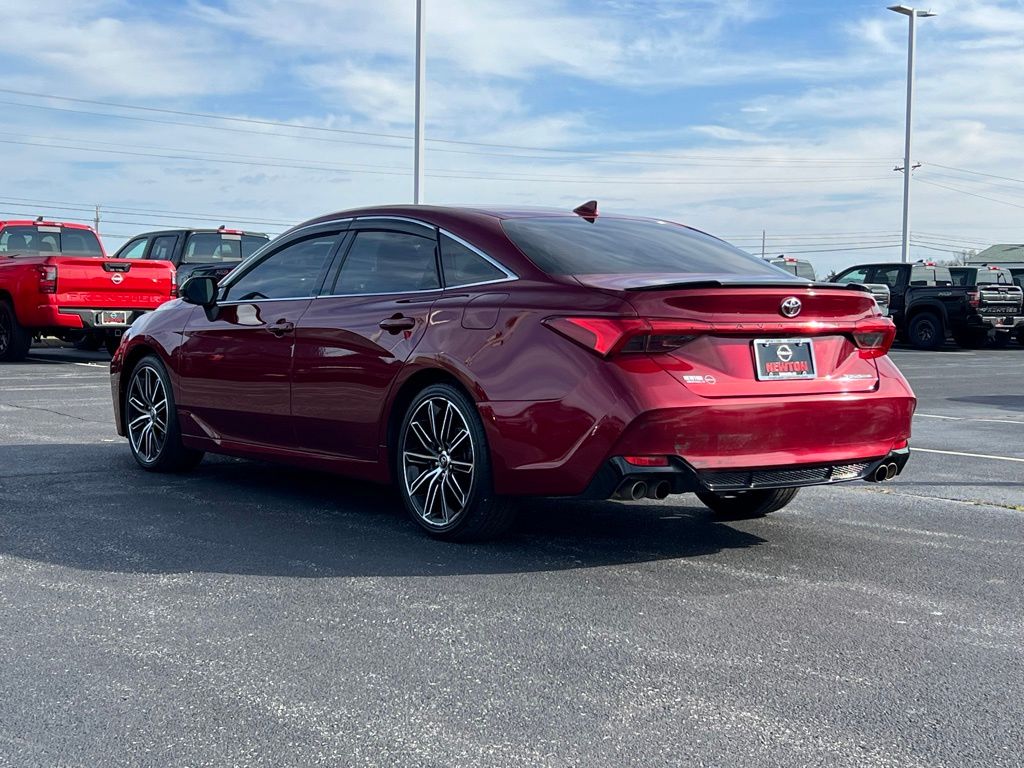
(1017, 328), (1024, 347)
(0, 300), (31, 362)
(398, 383), (515, 541)
(125, 355), (204, 472)
(73, 332), (103, 351)
(991, 332), (1010, 349)
(908, 313), (943, 350)
(696, 487), (799, 520)
(104, 334), (122, 356)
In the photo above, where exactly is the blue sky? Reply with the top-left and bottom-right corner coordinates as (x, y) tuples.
(2, 0), (1023, 273)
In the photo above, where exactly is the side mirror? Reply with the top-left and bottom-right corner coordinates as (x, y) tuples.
(179, 275), (218, 307)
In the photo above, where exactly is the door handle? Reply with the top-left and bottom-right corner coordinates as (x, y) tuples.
(379, 315), (416, 333)
(267, 320), (295, 337)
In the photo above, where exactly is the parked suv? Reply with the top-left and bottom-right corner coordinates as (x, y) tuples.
(831, 262), (974, 349)
(0, 219), (175, 360)
(113, 227), (270, 286)
(949, 266), (1024, 347)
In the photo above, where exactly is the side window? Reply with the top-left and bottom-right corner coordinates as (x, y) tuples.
(440, 234), (507, 286)
(150, 235), (177, 262)
(835, 267), (869, 284)
(871, 267), (902, 287)
(118, 238), (149, 259)
(332, 231), (440, 295)
(225, 235), (338, 301)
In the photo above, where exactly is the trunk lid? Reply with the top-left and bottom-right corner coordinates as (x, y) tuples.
(615, 281), (883, 398)
(51, 257), (176, 309)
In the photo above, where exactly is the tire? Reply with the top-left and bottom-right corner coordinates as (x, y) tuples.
(1017, 329), (1024, 347)
(991, 332), (1010, 349)
(696, 487), (799, 520)
(124, 354), (204, 472)
(908, 313), (943, 350)
(952, 330), (987, 349)
(0, 300), (31, 362)
(397, 383), (516, 541)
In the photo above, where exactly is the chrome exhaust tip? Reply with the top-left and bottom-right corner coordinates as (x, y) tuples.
(873, 465), (889, 482)
(614, 480), (648, 501)
(649, 481), (671, 500)
(885, 462), (898, 480)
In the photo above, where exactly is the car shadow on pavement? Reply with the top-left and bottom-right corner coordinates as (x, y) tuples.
(0, 443), (765, 578)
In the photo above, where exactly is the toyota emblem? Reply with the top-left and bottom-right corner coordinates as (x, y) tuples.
(111, 273), (124, 285)
(780, 297), (802, 318)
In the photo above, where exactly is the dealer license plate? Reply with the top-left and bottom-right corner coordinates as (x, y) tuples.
(753, 338), (816, 381)
(97, 311), (130, 326)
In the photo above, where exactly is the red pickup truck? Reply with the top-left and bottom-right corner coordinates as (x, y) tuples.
(0, 219), (176, 361)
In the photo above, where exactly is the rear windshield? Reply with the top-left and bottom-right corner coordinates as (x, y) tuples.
(182, 233), (269, 265)
(0, 225), (103, 257)
(502, 217), (793, 279)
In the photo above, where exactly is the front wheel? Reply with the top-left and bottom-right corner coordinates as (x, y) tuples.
(125, 355), (204, 472)
(398, 383), (515, 541)
(696, 487), (799, 520)
(908, 313), (944, 350)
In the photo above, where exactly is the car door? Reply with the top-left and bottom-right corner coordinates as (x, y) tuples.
(115, 236), (150, 260)
(176, 230), (343, 448)
(291, 219), (442, 459)
(868, 266), (907, 322)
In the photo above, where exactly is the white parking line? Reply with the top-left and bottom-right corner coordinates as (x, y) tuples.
(916, 447), (1024, 464)
(917, 413), (1024, 426)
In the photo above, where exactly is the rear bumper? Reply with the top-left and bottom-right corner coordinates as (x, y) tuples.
(583, 448), (911, 499)
(19, 302), (153, 330)
(978, 314), (1024, 331)
(482, 359), (916, 497)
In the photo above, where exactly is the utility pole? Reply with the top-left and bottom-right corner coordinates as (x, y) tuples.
(413, 0), (425, 204)
(888, 5), (936, 263)
(94, 204), (101, 234)
(761, 230), (766, 259)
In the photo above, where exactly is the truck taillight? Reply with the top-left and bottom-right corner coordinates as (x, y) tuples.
(967, 290), (979, 308)
(170, 268), (178, 298)
(37, 265), (57, 294)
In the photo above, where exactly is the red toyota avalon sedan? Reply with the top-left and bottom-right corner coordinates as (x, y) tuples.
(111, 204), (915, 540)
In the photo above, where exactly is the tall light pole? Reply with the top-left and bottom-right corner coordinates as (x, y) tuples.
(888, 5), (936, 263)
(413, 0), (426, 204)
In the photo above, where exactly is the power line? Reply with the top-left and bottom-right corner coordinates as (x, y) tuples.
(0, 88), (895, 164)
(916, 177), (1024, 211)
(925, 162), (1024, 185)
(0, 136), (894, 185)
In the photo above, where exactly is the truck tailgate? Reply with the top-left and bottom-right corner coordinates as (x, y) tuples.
(53, 258), (175, 309)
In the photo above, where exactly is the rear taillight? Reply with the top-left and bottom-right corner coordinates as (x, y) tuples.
(170, 269), (178, 298)
(543, 317), (700, 357)
(37, 265), (57, 294)
(967, 290), (980, 308)
(852, 318), (896, 359)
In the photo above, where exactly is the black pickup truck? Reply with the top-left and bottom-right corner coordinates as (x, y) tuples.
(111, 227), (270, 286)
(949, 265), (1024, 347)
(831, 262), (978, 350)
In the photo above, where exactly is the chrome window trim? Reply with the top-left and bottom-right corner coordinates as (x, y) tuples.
(217, 296), (316, 306)
(315, 287), (444, 300)
(354, 215), (437, 230)
(439, 229), (518, 283)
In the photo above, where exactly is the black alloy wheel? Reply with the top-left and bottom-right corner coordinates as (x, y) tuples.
(125, 355), (204, 472)
(908, 313), (943, 350)
(398, 383), (515, 541)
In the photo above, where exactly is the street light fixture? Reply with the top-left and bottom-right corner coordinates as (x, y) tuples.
(888, 5), (937, 263)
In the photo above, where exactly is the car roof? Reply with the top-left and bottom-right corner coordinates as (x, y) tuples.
(126, 228), (269, 237)
(0, 219), (96, 231)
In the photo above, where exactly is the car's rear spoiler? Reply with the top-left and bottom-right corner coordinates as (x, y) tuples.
(623, 279), (872, 293)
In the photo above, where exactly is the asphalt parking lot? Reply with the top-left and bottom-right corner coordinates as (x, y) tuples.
(1, 345), (1022, 767)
